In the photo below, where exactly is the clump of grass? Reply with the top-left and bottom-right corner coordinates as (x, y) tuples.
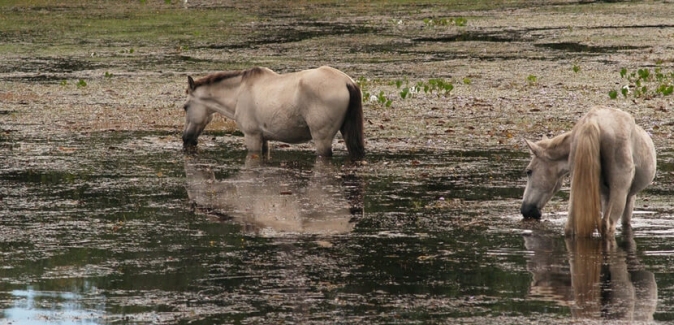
(573, 64), (581, 73)
(526, 75), (538, 85)
(77, 79), (87, 88)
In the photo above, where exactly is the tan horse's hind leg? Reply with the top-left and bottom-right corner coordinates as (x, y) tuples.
(313, 139), (334, 158)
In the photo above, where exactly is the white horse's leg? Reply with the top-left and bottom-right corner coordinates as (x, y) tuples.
(621, 195), (636, 227)
(602, 176), (633, 237)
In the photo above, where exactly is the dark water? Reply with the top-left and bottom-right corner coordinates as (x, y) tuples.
(1, 131), (674, 324)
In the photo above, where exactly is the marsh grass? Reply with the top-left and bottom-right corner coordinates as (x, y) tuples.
(0, 1), (252, 56)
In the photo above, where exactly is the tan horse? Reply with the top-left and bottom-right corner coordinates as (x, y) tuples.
(182, 66), (364, 160)
(184, 155), (362, 235)
(521, 107), (656, 237)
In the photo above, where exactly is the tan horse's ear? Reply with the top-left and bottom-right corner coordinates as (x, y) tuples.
(188, 76), (196, 92)
(524, 139), (544, 157)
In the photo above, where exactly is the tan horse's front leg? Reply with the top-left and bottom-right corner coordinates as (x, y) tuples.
(313, 138), (333, 158)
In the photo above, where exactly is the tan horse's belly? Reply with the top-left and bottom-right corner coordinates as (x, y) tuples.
(260, 121), (312, 144)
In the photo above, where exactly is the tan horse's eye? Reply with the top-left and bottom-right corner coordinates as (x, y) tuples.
(183, 104), (188, 111)
(526, 169), (533, 177)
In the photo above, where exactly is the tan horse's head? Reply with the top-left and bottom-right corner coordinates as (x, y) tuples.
(521, 136), (571, 219)
(182, 76), (215, 149)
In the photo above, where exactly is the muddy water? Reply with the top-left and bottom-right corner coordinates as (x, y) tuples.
(2, 1), (674, 324)
(1, 128), (674, 324)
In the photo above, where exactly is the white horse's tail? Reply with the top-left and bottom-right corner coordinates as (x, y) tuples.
(342, 83), (365, 161)
(569, 120), (601, 237)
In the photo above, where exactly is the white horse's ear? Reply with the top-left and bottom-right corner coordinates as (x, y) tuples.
(524, 139), (543, 157)
(188, 76), (196, 92)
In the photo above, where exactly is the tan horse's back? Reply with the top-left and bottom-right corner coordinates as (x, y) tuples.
(239, 66), (363, 159)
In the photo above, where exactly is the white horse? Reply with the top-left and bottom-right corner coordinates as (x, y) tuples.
(524, 227), (657, 321)
(521, 107), (656, 237)
(182, 66), (365, 160)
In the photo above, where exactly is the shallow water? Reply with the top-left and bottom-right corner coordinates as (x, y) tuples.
(2, 1), (674, 324)
(2, 130), (674, 324)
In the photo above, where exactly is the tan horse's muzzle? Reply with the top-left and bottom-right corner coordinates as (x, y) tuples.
(521, 202), (541, 220)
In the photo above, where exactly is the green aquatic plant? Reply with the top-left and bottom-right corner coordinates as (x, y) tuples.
(610, 66), (674, 99)
(399, 87), (410, 99)
(356, 76), (371, 103)
(427, 78), (453, 95)
(377, 91), (392, 107)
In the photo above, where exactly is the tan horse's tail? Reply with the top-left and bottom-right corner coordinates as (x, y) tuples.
(569, 120), (601, 237)
(342, 83), (365, 161)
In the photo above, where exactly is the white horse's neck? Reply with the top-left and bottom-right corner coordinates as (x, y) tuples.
(542, 132), (572, 161)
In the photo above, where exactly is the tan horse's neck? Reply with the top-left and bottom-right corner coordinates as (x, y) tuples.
(191, 76), (244, 120)
(189, 67), (272, 120)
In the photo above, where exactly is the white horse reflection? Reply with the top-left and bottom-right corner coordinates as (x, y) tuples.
(184, 155), (362, 235)
(524, 227), (657, 321)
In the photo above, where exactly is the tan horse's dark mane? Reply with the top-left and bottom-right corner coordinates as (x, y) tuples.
(192, 67), (266, 89)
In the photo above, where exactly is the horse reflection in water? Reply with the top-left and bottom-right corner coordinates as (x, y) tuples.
(184, 155), (362, 235)
(524, 227), (657, 322)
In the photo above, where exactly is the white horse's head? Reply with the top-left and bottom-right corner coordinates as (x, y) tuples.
(521, 137), (570, 219)
(182, 76), (214, 148)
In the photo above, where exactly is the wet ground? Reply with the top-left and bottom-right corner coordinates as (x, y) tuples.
(2, 0), (674, 324)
